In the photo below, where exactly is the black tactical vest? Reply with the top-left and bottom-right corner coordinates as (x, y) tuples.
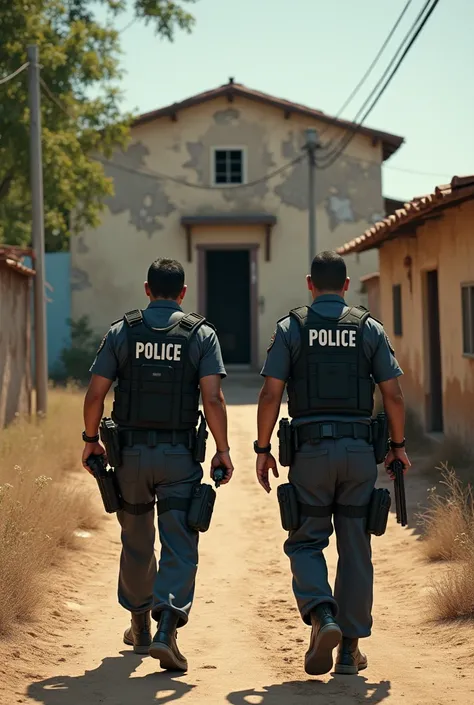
(112, 309), (206, 430)
(287, 305), (374, 418)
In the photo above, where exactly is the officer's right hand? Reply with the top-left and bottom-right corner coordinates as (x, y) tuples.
(211, 450), (234, 485)
(82, 442), (107, 474)
(384, 447), (411, 479)
(256, 453), (279, 493)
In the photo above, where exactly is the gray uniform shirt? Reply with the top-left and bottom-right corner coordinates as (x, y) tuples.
(90, 300), (226, 381)
(261, 294), (403, 425)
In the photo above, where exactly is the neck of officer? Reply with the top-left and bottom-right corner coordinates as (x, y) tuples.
(312, 289), (345, 301)
(148, 296), (182, 306)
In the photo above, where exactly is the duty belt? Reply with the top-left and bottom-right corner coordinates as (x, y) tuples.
(119, 429), (195, 448)
(295, 421), (372, 446)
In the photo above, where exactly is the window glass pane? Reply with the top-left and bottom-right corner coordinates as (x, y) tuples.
(461, 286), (470, 353)
(213, 149), (243, 184)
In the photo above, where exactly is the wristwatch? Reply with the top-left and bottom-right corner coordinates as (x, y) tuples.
(389, 438), (406, 449)
(254, 441), (271, 454)
(82, 431), (99, 443)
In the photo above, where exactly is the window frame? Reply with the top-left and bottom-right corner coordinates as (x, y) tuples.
(392, 283), (403, 337)
(461, 281), (474, 358)
(210, 146), (247, 187)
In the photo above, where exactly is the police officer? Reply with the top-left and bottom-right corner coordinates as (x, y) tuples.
(82, 258), (233, 671)
(255, 250), (410, 676)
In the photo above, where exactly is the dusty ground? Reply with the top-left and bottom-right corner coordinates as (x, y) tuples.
(2, 378), (474, 705)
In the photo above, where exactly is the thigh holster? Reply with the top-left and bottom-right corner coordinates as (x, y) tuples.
(156, 483), (217, 533)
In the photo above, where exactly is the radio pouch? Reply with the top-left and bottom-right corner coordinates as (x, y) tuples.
(187, 483), (216, 532)
(367, 487), (391, 536)
(277, 483), (300, 531)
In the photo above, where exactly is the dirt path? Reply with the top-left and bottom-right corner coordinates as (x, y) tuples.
(4, 383), (474, 705)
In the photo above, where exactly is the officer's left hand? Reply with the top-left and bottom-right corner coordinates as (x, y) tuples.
(82, 442), (107, 474)
(210, 450), (234, 485)
(256, 453), (279, 493)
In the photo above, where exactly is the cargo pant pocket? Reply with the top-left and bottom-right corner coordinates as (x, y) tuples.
(117, 449), (140, 484)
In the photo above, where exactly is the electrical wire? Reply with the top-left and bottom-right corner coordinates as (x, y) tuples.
(316, 0), (440, 169)
(40, 77), (77, 119)
(384, 164), (452, 178)
(0, 62), (30, 85)
(94, 153), (305, 190)
(320, 0), (413, 145)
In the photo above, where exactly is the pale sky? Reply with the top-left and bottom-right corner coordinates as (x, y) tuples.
(113, 0), (474, 202)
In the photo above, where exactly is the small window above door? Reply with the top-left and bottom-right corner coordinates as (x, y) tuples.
(211, 147), (246, 186)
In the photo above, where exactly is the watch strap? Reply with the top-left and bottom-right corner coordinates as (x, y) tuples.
(254, 441), (271, 454)
(389, 438), (406, 449)
(83, 431), (99, 443)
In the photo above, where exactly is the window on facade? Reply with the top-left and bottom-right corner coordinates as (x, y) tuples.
(392, 284), (402, 336)
(461, 284), (474, 354)
(213, 149), (244, 185)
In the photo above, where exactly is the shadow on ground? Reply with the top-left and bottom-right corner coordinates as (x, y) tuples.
(227, 677), (391, 704)
(27, 652), (195, 705)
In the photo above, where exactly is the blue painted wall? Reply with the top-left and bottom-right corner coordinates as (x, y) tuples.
(26, 252), (71, 374)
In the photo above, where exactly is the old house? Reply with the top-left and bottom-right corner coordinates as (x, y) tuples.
(338, 175), (474, 445)
(0, 247), (34, 427)
(72, 78), (404, 368)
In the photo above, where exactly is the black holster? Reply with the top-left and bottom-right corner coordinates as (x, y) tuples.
(278, 418), (294, 467)
(371, 412), (389, 464)
(367, 488), (391, 536)
(87, 454), (123, 514)
(277, 483), (300, 531)
(193, 412), (208, 463)
(100, 417), (122, 468)
(187, 483), (216, 532)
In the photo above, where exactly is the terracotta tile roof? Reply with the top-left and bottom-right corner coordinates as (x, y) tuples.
(337, 175), (474, 255)
(133, 79), (404, 161)
(0, 246), (35, 276)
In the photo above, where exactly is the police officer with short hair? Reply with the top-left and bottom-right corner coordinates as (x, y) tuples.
(255, 251), (410, 676)
(82, 258), (233, 671)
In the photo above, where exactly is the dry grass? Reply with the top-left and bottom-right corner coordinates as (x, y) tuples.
(418, 464), (474, 562)
(430, 548), (474, 621)
(0, 387), (101, 635)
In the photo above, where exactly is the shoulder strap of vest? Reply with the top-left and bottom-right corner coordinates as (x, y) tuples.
(341, 305), (371, 327)
(110, 317), (122, 327)
(174, 312), (207, 338)
(123, 309), (143, 327)
(289, 306), (309, 327)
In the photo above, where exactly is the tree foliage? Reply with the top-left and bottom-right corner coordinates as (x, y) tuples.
(0, 0), (195, 251)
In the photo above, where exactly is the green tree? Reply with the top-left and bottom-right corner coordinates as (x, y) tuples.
(0, 0), (195, 251)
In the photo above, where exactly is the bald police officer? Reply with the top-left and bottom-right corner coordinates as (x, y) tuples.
(82, 258), (234, 671)
(255, 251), (410, 676)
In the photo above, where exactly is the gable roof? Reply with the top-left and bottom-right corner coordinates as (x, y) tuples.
(337, 175), (474, 255)
(133, 78), (404, 162)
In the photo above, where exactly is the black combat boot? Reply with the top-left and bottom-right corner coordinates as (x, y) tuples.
(149, 610), (188, 671)
(123, 611), (152, 654)
(334, 637), (368, 675)
(304, 603), (342, 676)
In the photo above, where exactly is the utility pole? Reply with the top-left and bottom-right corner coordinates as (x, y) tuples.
(305, 128), (320, 265)
(28, 45), (48, 416)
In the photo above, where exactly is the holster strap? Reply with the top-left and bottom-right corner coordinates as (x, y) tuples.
(119, 429), (194, 448)
(296, 422), (371, 444)
(121, 499), (155, 515)
(157, 497), (190, 515)
(334, 503), (369, 518)
(299, 503), (333, 518)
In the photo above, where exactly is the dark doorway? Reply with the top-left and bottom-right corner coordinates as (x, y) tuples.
(205, 250), (251, 365)
(426, 270), (443, 432)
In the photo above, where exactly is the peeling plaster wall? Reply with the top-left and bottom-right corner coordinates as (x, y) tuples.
(72, 96), (384, 364)
(378, 200), (474, 445)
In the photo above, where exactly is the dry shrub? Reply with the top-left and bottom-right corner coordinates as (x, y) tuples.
(418, 464), (474, 562)
(0, 387), (101, 635)
(430, 545), (474, 620)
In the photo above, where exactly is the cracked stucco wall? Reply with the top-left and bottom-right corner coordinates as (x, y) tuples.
(72, 95), (384, 362)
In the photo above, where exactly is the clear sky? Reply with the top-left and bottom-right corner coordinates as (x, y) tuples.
(115, 0), (474, 202)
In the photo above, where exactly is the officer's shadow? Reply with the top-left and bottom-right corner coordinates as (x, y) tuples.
(27, 651), (195, 705)
(227, 676), (391, 704)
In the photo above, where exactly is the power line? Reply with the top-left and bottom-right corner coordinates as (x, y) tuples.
(0, 62), (30, 85)
(321, 0), (413, 146)
(94, 153), (305, 190)
(317, 0), (440, 169)
(384, 164), (452, 178)
(40, 77), (77, 119)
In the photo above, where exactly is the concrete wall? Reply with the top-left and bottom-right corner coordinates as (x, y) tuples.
(72, 95), (384, 365)
(378, 199), (474, 444)
(0, 264), (32, 427)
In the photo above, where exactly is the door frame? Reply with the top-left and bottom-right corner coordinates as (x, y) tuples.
(197, 243), (259, 370)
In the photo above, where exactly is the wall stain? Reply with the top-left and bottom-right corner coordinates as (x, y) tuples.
(71, 267), (91, 291)
(104, 142), (176, 237)
(76, 236), (89, 254)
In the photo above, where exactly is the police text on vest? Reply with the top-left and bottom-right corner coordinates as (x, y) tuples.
(135, 342), (182, 361)
(309, 329), (356, 347)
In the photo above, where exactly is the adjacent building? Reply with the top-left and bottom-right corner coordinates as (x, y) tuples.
(338, 175), (474, 445)
(72, 78), (404, 368)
